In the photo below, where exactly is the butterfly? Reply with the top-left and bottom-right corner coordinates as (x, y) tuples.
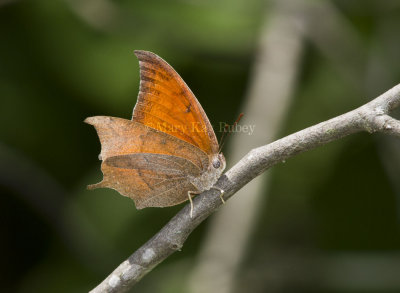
(85, 50), (226, 217)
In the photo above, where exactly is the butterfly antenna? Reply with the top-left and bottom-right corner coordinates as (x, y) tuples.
(218, 113), (244, 153)
(218, 124), (229, 151)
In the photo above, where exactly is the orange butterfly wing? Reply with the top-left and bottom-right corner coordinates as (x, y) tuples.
(133, 50), (219, 155)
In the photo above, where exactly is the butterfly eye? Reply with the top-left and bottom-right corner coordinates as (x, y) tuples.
(212, 158), (221, 169)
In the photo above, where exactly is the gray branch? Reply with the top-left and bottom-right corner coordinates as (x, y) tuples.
(90, 83), (400, 293)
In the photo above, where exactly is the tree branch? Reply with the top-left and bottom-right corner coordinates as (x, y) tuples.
(90, 84), (400, 293)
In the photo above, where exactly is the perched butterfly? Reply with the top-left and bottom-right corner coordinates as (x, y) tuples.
(85, 51), (226, 217)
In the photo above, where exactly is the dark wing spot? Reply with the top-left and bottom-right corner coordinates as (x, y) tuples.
(185, 104), (191, 113)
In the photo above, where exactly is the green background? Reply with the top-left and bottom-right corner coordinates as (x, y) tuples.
(1, 0), (400, 292)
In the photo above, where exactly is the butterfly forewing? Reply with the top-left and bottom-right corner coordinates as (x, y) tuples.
(133, 50), (219, 155)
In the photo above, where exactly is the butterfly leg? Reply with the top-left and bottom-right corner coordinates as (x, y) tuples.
(187, 191), (198, 218)
(211, 187), (225, 204)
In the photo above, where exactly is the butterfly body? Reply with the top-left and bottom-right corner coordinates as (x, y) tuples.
(86, 51), (225, 212)
(188, 153), (225, 192)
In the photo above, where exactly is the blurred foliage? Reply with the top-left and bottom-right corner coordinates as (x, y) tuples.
(1, 0), (400, 292)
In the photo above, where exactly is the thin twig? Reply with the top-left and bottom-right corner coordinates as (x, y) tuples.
(90, 84), (400, 293)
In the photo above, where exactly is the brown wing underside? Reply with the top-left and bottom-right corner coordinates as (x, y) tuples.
(132, 50), (219, 155)
(89, 153), (200, 209)
(84, 116), (208, 208)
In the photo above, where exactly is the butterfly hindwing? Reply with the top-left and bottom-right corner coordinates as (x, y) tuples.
(89, 153), (200, 208)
